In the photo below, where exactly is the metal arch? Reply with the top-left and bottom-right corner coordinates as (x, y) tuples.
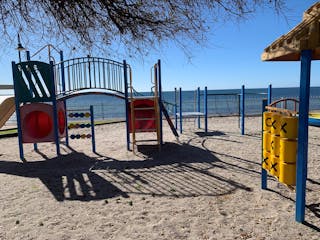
(56, 89), (126, 101)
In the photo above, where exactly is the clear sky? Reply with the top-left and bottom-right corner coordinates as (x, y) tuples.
(1, 1), (319, 92)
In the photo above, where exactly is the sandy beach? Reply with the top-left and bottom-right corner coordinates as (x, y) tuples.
(1, 116), (320, 239)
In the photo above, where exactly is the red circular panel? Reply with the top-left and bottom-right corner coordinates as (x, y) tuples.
(24, 111), (53, 139)
(58, 110), (66, 134)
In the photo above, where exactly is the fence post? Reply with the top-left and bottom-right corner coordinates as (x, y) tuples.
(204, 87), (208, 133)
(241, 85), (245, 135)
(174, 87), (177, 129)
(197, 87), (200, 128)
(238, 94), (241, 128)
(179, 87), (182, 134)
(268, 84), (272, 105)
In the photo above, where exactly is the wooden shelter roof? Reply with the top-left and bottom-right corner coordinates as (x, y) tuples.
(261, 2), (320, 61)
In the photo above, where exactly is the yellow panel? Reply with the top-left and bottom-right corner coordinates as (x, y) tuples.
(280, 138), (297, 163)
(271, 113), (282, 135)
(270, 155), (280, 178)
(271, 134), (280, 157)
(262, 151), (271, 172)
(279, 162), (296, 186)
(280, 116), (298, 139)
(263, 131), (271, 153)
(263, 112), (273, 132)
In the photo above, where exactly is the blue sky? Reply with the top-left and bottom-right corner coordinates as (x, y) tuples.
(128, 0), (320, 91)
(1, 1), (319, 92)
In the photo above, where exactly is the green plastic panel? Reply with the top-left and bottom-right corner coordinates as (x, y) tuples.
(12, 61), (54, 103)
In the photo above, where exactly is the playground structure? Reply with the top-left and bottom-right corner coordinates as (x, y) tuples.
(11, 46), (177, 160)
(172, 85), (270, 135)
(174, 87), (208, 133)
(261, 2), (320, 222)
(128, 62), (162, 151)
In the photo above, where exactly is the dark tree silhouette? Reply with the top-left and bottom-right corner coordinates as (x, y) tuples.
(0, 0), (285, 56)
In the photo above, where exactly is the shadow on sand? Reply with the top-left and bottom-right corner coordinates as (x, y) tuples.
(0, 142), (254, 202)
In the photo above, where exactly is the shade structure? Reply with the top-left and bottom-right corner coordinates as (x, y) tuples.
(261, 2), (320, 61)
(260, 2), (320, 223)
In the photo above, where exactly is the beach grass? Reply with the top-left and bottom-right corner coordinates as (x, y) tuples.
(0, 128), (17, 136)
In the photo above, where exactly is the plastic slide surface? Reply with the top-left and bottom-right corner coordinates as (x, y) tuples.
(0, 96), (15, 129)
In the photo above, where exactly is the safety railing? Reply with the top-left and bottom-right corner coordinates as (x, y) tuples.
(54, 57), (127, 96)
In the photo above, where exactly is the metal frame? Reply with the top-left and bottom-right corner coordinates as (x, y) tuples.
(240, 85), (245, 135)
(176, 87), (208, 133)
(296, 49), (312, 222)
(260, 51), (312, 223)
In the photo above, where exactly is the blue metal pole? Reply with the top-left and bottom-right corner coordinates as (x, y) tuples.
(12, 62), (24, 161)
(90, 105), (96, 153)
(123, 60), (130, 151)
(267, 84), (272, 105)
(26, 51), (30, 61)
(241, 85), (245, 135)
(197, 87), (200, 128)
(50, 61), (60, 156)
(26, 51), (38, 151)
(174, 87), (177, 130)
(296, 49), (312, 223)
(60, 51), (69, 147)
(261, 99), (268, 190)
(60, 51), (66, 93)
(204, 86), (208, 133)
(179, 87), (182, 134)
(157, 59), (163, 145)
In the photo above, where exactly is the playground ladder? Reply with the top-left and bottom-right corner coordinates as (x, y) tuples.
(129, 66), (161, 152)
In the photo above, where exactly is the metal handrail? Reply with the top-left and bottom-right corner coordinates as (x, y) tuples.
(54, 56), (126, 96)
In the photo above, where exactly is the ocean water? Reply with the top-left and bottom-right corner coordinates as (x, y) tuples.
(4, 86), (320, 125)
(65, 86), (320, 121)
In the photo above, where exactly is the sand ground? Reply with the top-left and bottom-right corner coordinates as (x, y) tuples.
(1, 116), (320, 240)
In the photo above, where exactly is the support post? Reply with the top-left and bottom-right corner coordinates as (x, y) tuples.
(261, 99), (268, 189)
(179, 87), (182, 134)
(50, 61), (60, 156)
(26, 51), (38, 151)
(204, 86), (208, 133)
(90, 105), (96, 153)
(26, 51), (30, 61)
(12, 62), (24, 161)
(60, 51), (69, 147)
(123, 60), (130, 151)
(174, 87), (178, 130)
(60, 51), (66, 93)
(241, 85), (245, 135)
(197, 87), (201, 128)
(296, 49), (312, 223)
(157, 59), (163, 145)
(268, 84), (272, 105)
(238, 94), (241, 129)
